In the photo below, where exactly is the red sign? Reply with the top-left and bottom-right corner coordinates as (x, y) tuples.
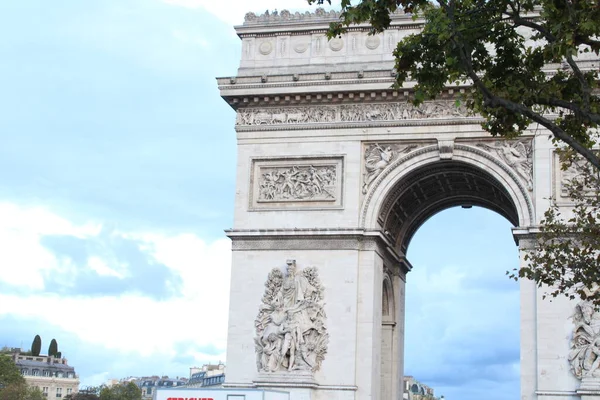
(167, 398), (214, 400)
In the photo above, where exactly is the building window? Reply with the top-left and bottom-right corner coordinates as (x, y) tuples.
(32, 369), (40, 376)
(21, 368), (28, 375)
(56, 388), (62, 398)
(66, 389), (72, 395)
(42, 370), (50, 377)
(147, 388), (152, 395)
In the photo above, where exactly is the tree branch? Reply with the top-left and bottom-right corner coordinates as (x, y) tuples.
(447, 3), (600, 170)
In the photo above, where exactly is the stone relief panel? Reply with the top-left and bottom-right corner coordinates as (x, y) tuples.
(236, 101), (471, 128)
(554, 153), (596, 202)
(255, 260), (329, 374)
(250, 157), (343, 210)
(362, 143), (421, 194)
(569, 296), (600, 380)
(476, 140), (533, 191)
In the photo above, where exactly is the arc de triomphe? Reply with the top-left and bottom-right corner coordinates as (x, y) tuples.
(217, 9), (600, 400)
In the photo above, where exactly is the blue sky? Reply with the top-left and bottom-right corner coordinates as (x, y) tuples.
(0, 1), (520, 399)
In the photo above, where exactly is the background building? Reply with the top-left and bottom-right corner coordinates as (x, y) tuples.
(11, 350), (79, 398)
(186, 363), (225, 388)
(403, 376), (442, 400)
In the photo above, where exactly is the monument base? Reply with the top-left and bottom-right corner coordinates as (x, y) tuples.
(254, 371), (318, 389)
(578, 377), (600, 400)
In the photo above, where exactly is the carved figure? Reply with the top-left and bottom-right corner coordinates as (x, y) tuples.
(560, 157), (595, 196)
(255, 260), (329, 373)
(363, 144), (394, 194)
(258, 165), (337, 202)
(235, 101), (471, 127)
(569, 290), (600, 380)
(478, 140), (533, 191)
(362, 144), (418, 194)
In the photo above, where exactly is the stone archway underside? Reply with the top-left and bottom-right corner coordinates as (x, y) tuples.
(379, 161), (519, 254)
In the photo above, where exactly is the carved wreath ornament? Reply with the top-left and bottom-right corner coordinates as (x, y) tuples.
(255, 260), (329, 374)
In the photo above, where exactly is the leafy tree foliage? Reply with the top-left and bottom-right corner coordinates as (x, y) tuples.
(48, 339), (58, 358)
(509, 154), (600, 305)
(311, 0), (600, 168)
(64, 391), (100, 400)
(98, 382), (141, 400)
(0, 355), (42, 400)
(309, 0), (600, 302)
(31, 335), (41, 357)
(0, 383), (44, 400)
(0, 354), (25, 388)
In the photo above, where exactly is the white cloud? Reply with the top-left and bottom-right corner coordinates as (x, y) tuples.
(0, 202), (231, 360)
(162, 0), (341, 26)
(0, 203), (100, 290)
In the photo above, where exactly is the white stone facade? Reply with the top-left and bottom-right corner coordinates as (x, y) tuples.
(218, 8), (600, 400)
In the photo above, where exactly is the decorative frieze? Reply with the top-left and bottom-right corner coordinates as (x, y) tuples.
(255, 260), (329, 374)
(250, 157), (344, 210)
(476, 140), (534, 191)
(236, 101), (471, 128)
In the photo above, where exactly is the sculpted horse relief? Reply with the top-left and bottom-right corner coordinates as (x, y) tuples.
(255, 260), (329, 374)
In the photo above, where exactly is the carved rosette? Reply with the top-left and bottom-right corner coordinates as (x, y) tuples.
(569, 299), (600, 381)
(476, 139), (534, 191)
(236, 101), (471, 128)
(254, 260), (329, 374)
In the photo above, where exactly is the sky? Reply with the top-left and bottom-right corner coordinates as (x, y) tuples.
(0, 1), (520, 399)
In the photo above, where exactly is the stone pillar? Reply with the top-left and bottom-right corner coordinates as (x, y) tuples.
(355, 249), (384, 400)
(518, 237), (538, 400)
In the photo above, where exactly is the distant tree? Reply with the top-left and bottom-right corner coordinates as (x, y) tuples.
(47, 340), (58, 358)
(0, 383), (44, 400)
(64, 391), (100, 400)
(30, 336), (41, 357)
(99, 382), (141, 400)
(0, 354), (25, 388)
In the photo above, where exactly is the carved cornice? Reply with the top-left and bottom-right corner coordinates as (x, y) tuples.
(226, 228), (397, 255)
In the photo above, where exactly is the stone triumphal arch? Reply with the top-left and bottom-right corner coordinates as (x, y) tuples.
(217, 8), (600, 400)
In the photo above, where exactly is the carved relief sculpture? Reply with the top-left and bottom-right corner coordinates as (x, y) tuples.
(255, 260), (329, 374)
(569, 296), (600, 380)
(363, 143), (418, 194)
(236, 101), (471, 127)
(258, 165), (337, 202)
(560, 157), (595, 197)
(477, 140), (533, 191)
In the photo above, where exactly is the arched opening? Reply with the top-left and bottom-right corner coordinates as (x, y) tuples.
(370, 158), (525, 399)
(378, 160), (519, 253)
(404, 207), (520, 399)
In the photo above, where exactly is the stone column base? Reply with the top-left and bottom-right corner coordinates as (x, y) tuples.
(254, 371), (318, 389)
(578, 377), (600, 400)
